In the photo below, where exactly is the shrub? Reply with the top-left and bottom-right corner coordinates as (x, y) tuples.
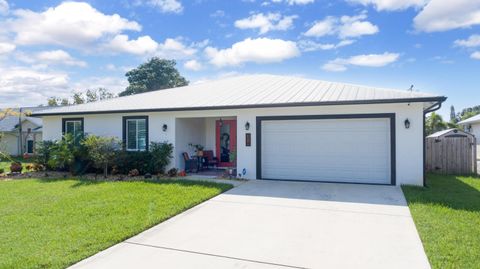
(34, 140), (55, 169)
(150, 142), (174, 174)
(113, 151), (153, 175)
(0, 168), (4, 174)
(167, 168), (178, 177)
(10, 162), (23, 173)
(128, 169), (139, 177)
(48, 135), (76, 172)
(25, 163), (34, 171)
(82, 135), (121, 178)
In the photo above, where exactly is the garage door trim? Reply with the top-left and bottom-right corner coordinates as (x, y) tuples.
(256, 113), (396, 185)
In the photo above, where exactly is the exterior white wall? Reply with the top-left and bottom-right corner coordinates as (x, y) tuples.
(470, 123), (480, 158)
(41, 102), (426, 185)
(1, 133), (19, 155)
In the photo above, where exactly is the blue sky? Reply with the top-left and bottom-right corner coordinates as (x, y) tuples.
(0, 0), (479, 118)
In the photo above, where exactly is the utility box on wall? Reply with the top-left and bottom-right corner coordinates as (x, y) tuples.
(426, 129), (477, 175)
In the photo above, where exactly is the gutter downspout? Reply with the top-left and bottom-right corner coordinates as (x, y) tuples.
(423, 100), (445, 187)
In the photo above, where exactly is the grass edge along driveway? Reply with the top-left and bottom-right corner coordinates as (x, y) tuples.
(402, 174), (480, 269)
(0, 178), (233, 269)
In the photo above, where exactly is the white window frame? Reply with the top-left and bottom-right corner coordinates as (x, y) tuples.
(125, 118), (147, 151)
(64, 120), (83, 137)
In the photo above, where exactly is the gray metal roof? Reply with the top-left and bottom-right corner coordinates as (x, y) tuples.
(458, 114), (480, 125)
(427, 128), (473, 138)
(0, 116), (42, 132)
(33, 74), (446, 116)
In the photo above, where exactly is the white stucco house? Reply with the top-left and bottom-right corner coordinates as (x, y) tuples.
(0, 111), (43, 156)
(458, 114), (480, 158)
(33, 75), (446, 186)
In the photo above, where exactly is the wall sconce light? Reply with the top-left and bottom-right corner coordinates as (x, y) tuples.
(404, 119), (410, 129)
(245, 121), (250, 130)
(162, 124), (168, 132)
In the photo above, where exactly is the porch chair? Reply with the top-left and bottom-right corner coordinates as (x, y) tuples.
(202, 150), (219, 169)
(182, 152), (198, 173)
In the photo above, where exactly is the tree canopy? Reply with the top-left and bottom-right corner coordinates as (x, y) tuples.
(119, 58), (188, 97)
(47, 88), (116, 106)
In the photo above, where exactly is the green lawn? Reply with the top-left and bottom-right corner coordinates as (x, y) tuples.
(402, 174), (480, 269)
(0, 178), (232, 268)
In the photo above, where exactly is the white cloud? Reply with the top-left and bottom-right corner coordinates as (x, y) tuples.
(322, 52), (400, 72)
(35, 50), (87, 67)
(106, 35), (158, 55)
(454, 34), (480, 48)
(15, 50), (87, 68)
(338, 13), (379, 38)
(347, 0), (428, 11)
(471, 51), (480, 60)
(146, 0), (183, 14)
(414, 0), (480, 32)
(9, 2), (141, 47)
(0, 0), (9, 15)
(271, 0), (315, 5)
(73, 76), (128, 94)
(184, 59), (203, 71)
(205, 38), (300, 67)
(0, 66), (70, 107)
(235, 12), (298, 34)
(304, 12), (378, 39)
(156, 38), (197, 59)
(0, 42), (15, 54)
(304, 17), (336, 37)
(298, 39), (355, 51)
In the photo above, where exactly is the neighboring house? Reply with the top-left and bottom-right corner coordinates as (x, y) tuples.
(0, 107), (44, 156)
(458, 114), (480, 158)
(33, 75), (446, 186)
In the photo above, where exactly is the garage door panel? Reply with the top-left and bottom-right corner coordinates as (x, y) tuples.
(261, 118), (391, 184)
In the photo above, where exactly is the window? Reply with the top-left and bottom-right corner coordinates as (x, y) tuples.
(123, 116), (148, 151)
(62, 118), (84, 140)
(27, 140), (34, 154)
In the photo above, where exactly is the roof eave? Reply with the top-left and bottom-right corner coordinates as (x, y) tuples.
(32, 96), (448, 117)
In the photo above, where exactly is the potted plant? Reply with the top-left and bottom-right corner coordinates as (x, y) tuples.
(228, 150), (237, 178)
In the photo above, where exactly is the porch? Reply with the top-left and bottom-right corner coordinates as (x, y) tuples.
(174, 116), (237, 177)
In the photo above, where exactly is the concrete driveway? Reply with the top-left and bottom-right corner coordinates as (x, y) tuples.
(71, 180), (430, 269)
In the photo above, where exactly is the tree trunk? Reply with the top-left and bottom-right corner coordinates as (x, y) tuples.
(104, 163), (108, 178)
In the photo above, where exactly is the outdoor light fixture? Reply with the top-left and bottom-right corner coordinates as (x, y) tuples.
(219, 118), (223, 127)
(245, 121), (250, 130)
(404, 119), (411, 129)
(162, 124), (168, 132)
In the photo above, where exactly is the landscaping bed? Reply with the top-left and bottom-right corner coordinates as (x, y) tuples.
(0, 178), (233, 268)
(402, 174), (480, 269)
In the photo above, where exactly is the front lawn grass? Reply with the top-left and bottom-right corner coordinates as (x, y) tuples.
(402, 174), (480, 269)
(0, 178), (232, 268)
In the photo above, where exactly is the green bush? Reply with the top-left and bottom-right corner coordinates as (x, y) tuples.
(150, 142), (174, 174)
(34, 140), (55, 170)
(82, 135), (121, 178)
(113, 151), (153, 175)
(48, 134), (78, 172)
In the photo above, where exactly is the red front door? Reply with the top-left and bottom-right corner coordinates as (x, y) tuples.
(216, 120), (237, 167)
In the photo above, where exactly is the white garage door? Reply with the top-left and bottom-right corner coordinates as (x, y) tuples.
(260, 117), (392, 184)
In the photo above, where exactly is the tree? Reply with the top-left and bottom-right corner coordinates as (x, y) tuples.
(47, 88), (116, 106)
(426, 112), (447, 135)
(82, 135), (120, 178)
(450, 105), (457, 123)
(47, 97), (59, 106)
(72, 92), (85, 105)
(48, 134), (77, 172)
(119, 58), (188, 97)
